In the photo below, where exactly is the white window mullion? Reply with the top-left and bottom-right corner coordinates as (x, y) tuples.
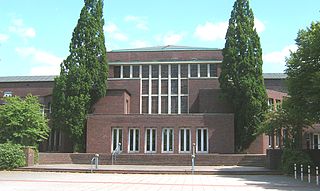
(188, 64), (190, 78)
(197, 64), (200, 78)
(148, 65), (152, 114)
(178, 64), (181, 114)
(130, 65), (133, 78)
(207, 64), (210, 77)
(120, 65), (123, 78)
(158, 65), (161, 114)
(201, 129), (204, 152)
(168, 65), (171, 114)
(184, 129), (187, 151)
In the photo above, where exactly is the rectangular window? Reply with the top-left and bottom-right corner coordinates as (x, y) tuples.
(151, 96), (158, 114)
(196, 128), (208, 153)
(112, 128), (123, 152)
(268, 98), (274, 111)
(180, 64), (188, 78)
(171, 96), (178, 113)
(276, 100), (281, 110)
(181, 79), (188, 94)
(142, 96), (148, 114)
(152, 65), (159, 78)
(152, 80), (158, 94)
(142, 65), (149, 78)
(200, 64), (207, 77)
(123, 66), (130, 78)
(161, 65), (168, 78)
(146, 128), (156, 152)
(142, 80), (149, 95)
(162, 128), (174, 152)
(180, 128), (190, 152)
(161, 96), (168, 113)
(171, 79), (178, 94)
(190, 64), (198, 77)
(210, 64), (217, 77)
(313, 134), (319, 150)
(132, 65), (140, 78)
(114, 66), (121, 78)
(161, 80), (168, 94)
(171, 64), (178, 78)
(181, 96), (188, 113)
(129, 128), (140, 152)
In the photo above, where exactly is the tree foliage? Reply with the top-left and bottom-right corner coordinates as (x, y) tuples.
(219, 0), (267, 151)
(286, 21), (320, 123)
(0, 95), (49, 146)
(51, 0), (108, 152)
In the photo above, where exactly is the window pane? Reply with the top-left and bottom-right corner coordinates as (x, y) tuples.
(152, 96), (158, 114)
(152, 80), (158, 94)
(152, 65), (159, 78)
(129, 129), (133, 151)
(123, 66), (130, 78)
(180, 129), (184, 151)
(135, 129), (139, 151)
(133, 65), (140, 78)
(161, 96), (168, 113)
(152, 129), (156, 151)
(181, 64), (188, 78)
(142, 65), (149, 78)
(171, 96), (178, 113)
(161, 65), (168, 78)
(114, 66), (120, 78)
(171, 79), (178, 94)
(200, 64), (207, 77)
(181, 79), (188, 94)
(186, 129), (190, 151)
(163, 129), (167, 151)
(142, 80), (149, 95)
(147, 129), (150, 151)
(113, 129), (117, 150)
(171, 64), (178, 78)
(197, 129), (201, 151)
(169, 129), (173, 151)
(142, 97), (148, 114)
(190, 64), (198, 77)
(210, 64), (217, 77)
(203, 129), (207, 151)
(161, 80), (168, 94)
(181, 96), (188, 113)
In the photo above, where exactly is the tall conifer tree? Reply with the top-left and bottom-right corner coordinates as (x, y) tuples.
(52, 0), (108, 152)
(219, 0), (267, 151)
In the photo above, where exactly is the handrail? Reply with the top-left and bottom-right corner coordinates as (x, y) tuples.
(112, 142), (122, 165)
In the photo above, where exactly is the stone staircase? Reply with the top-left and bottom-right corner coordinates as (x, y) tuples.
(237, 155), (266, 167)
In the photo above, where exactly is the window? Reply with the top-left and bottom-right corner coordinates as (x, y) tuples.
(142, 80), (149, 94)
(162, 128), (174, 152)
(152, 80), (158, 94)
(171, 64), (178, 78)
(171, 80), (178, 94)
(161, 65), (168, 78)
(161, 96), (168, 113)
(132, 65), (140, 78)
(151, 96), (158, 114)
(200, 64), (207, 77)
(180, 64), (188, 78)
(171, 96), (178, 113)
(276, 100), (281, 110)
(112, 128), (123, 152)
(161, 80), (168, 94)
(180, 128), (190, 152)
(145, 128), (156, 152)
(313, 134), (320, 150)
(181, 96), (188, 113)
(142, 65), (149, 78)
(190, 64), (198, 77)
(142, 96), (148, 114)
(181, 79), (188, 94)
(152, 65), (159, 78)
(196, 128), (208, 153)
(114, 66), (120, 78)
(123, 66), (130, 78)
(129, 128), (139, 152)
(210, 64), (217, 77)
(268, 98), (274, 111)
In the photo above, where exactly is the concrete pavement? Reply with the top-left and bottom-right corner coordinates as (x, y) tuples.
(0, 171), (319, 191)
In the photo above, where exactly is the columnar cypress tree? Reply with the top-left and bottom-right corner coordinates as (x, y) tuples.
(52, 0), (108, 152)
(219, 0), (267, 152)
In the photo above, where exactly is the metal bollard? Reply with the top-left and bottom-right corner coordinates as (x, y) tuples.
(95, 153), (99, 169)
(316, 166), (319, 185)
(308, 165), (310, 183)
(191, 143), (196, 174)
(301, 165), (303, 181)
(294, 164), (297, 179)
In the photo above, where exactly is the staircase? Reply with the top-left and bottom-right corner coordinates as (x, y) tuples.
(238, 155), (266, 167)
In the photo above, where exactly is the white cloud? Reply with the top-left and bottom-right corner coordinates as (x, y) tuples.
(254, 18), (265, 33)
(104, 22), (128, 41)
(15, 47), (63, 75)
(0, 34), (9, 42)
(156, 32), (185, 45)
(124, 15), (148, 30)
(130, 40), (149, 48)
(194, 21), (228, 41)
(263, 45), (297, 65)
(9, 18), (36, 39)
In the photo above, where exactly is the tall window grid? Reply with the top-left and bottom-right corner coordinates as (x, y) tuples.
(112, 127), (123, 152)
(128, 128), (140, 152)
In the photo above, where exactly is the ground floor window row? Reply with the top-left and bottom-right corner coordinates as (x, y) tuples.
(111, 127), (209, 153)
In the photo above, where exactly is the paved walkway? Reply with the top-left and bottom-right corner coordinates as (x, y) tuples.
(1, 171), (319, 191)
(19, 164), (279, 175)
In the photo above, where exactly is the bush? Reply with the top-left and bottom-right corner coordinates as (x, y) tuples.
(0, 143), (26, 170)
(281, 148), (313, 174)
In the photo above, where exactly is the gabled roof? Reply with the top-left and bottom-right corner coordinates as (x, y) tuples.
(0, 75), (56, 83)
(110, 45), (220, 52)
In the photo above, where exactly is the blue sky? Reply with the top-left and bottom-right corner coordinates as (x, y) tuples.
(0, 0), (319, 76)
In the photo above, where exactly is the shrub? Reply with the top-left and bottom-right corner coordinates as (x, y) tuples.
(281, 148), (313, 174)
(0, 143), (26, 170)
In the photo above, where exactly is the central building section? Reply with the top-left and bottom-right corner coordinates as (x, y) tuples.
(86, 46), (235, 155)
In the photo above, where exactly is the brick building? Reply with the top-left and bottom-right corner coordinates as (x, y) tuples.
(3, 45), (317, 155)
